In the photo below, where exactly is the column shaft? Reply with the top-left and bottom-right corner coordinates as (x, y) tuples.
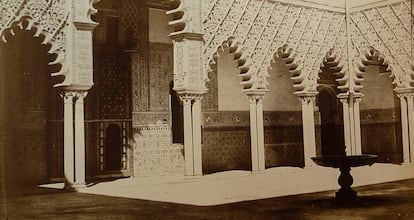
(307, 98), (316, 163)
(301, 99), (311, 167)
(349, 102), (356, 155)
(63, 93), (75, 187)
(192, 98), (203, 175)
(407, 95), (414, 163)
(256, 99), (265, 171)
(342, 100), (351, 155)
(250, 99), (259, 172)
(354, 99), (362, 155)
(74, 92), (86, 186)
(400, 96), (410, 163)
(183, 100), (194, 175)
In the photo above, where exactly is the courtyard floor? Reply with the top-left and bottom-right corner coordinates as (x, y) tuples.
(1, 164), (414, 219)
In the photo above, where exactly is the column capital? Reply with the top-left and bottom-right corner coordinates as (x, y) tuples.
(245, 91), (267, 102)
(396, 92), (414, 99)
(178, 92), (204, 104)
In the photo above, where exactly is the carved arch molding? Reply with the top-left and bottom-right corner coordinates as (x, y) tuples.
(0, 0), (70, 87)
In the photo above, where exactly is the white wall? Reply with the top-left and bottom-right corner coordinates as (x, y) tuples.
(263, 59), (301, 111)
(217, 49), (249, 111)
(149, 8), (174, 44)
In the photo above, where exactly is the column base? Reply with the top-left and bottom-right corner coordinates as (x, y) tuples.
(64, 182), (89, 191)
(335, 188), (357, 204)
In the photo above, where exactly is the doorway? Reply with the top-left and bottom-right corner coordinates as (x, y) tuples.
(318, 89), (345, 156)
(0, 27), (56, 190)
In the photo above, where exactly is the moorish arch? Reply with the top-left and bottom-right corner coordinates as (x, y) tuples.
(357, 46), (403, 163)
(0, 16), (65, 85)
(317, 48), (346, 157)
(202, 37), (254, 173)
(0, 16), (64, 193)
(262, 44), (305, 168)
(264, 44), (320, 167)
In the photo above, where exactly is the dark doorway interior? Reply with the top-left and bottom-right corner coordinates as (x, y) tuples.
(104, 124), (122, 171)
(0, 27), (58, 190)
(170, 81), (184, 144)
(318, 89), (344, 156)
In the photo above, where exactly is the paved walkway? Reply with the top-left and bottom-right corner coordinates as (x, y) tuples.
(1, 163), (414, 219)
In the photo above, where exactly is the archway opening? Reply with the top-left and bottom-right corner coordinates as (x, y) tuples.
(360, 56), (402, 163)
(202, 47), (251, 174)
(317, 89), (344, 155)
(0, 27), (59, 193)
(264, 57), (304, 168)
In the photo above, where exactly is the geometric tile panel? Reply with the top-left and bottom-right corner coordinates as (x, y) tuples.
(132, 123), (184, 176)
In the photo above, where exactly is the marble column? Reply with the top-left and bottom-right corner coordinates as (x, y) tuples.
(300, 95), (317, 167)
(398, 94), (410, 163)
(256, 98), (265, 171)
(181, 96), (194, 176)
(353, 97), (362, 155)
(407, 94), (414, 163)
(63, 92), (75, 188)
(340, 97), (351, 155)
(192, 97), (203, 176)
(249, 96), (259, 172)
(74, 91), (87, 187)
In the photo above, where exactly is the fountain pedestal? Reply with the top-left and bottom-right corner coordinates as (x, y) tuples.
(311, 155), (377, 204)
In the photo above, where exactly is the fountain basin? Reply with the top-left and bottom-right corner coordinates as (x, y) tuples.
(311, 155), (378, 168)
(311, 154), (378, 204)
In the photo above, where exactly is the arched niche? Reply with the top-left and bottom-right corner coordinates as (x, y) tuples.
(0, 23), (63, 193)
(264, 54), (304, 169)
(359, 52), (402, 164)
(202, 42), (251, 174)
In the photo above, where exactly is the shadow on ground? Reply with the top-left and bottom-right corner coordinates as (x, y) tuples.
(1, 179), (413, 219)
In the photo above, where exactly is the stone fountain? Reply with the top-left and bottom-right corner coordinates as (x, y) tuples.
(311, 148), (377, 204)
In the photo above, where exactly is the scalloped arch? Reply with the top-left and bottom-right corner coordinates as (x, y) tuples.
(356, 46), (396, 92)
(267, 44), (304, 94)
(207, 37), (251, 90)
(317, 48), (346, 93)
(0, 15), (65, 86)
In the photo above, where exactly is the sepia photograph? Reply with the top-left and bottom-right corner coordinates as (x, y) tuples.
(0, 0), (414, 219)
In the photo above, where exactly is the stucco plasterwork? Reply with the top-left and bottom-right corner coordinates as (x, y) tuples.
(202, 0), (413, 95)
(0, 0), (99, 88)
(0, 0), (70, 86)
(203, 0), (348, 94)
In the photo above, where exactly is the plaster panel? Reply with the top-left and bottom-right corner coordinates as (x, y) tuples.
(149, 8), (174, 44)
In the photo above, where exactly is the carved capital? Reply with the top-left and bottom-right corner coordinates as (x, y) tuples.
(178, 92), (204, 105)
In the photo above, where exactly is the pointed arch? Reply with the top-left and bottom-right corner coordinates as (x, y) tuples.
(0, 16), (64, 86)
(203, 36), (250, 111)
(356, 46), (396, 92)
(208, 36), (250, 89)
(267, 44), (304, 94)
(317, 48), (346, 93)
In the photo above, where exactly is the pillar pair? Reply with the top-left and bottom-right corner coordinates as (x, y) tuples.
(339, 94), (362, 155)
(179, 94), (203, 176)
(396, 91), (414, 164)
(247, 93), (266, 172)
(299, 94), (317, 167)
(62, 91), (88, 189)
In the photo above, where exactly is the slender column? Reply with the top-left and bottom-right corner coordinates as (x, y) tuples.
(74, 92), (87, 186)
(340, 98), (351, 155)
(354, 97), (362, 155)
(307, 96), (317, 163)
(349, 100), (356, 155)
(399, 95), (410, 163)
(192, 97), (203, 175)
(63, 92), (75, 188)
(256, 98), (265, 171)
(301, 97), (312, 167)
(249, 97), (259, 172)
(181, 97), (194, 175)
(407, 94), (414, 163)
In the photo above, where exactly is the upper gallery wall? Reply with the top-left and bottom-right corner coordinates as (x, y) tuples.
(202, 0), (413, 96)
